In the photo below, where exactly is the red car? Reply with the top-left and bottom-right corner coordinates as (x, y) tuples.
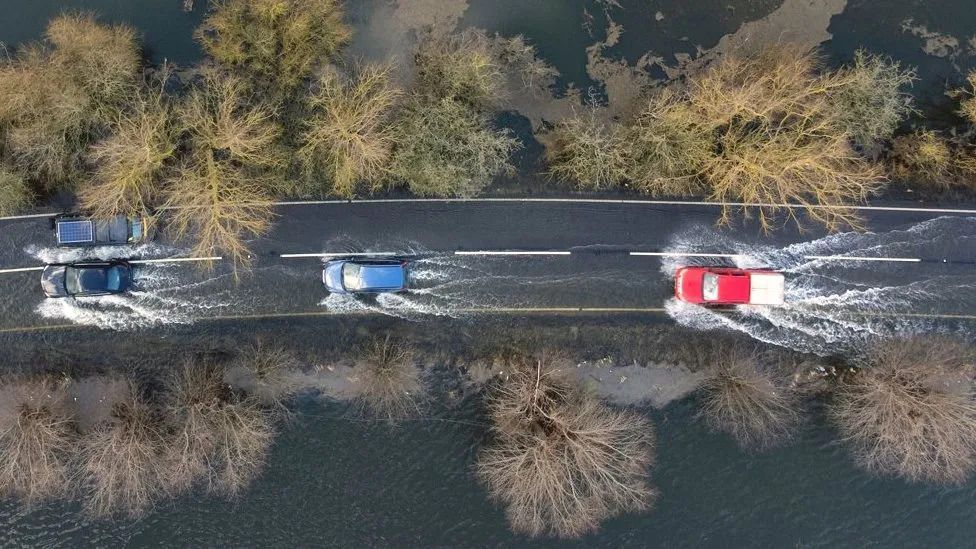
(674, 267), (785, 306)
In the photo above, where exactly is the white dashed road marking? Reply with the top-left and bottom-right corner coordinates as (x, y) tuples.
(802, 255), (922, 263)
(0, 266), (45, 274)
(629, 252), (750, 259)
(454, 251), (572, 256)
(280, 252), (402, 258)
(128, 256), (223, 265)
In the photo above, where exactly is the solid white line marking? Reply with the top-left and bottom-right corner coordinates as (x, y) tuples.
(272, 198), (976, 215)
(630, 252), (749, 259)
(0, 212), (59, 222)
(454, 251), (571, 256)
(128, 257), (222, 265)
(803, 255), (922, 263)
(0, 266), (45, 274)
(4, 199), (975, 224)
(280, 252), (401, 258)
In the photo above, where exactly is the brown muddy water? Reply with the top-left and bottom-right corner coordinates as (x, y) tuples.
(4, 0), (976, 547)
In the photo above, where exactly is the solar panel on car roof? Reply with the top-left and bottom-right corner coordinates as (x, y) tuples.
(57, 221), (94, 243)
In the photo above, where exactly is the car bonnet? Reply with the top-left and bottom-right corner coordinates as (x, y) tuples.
(41, 266), (67, 296)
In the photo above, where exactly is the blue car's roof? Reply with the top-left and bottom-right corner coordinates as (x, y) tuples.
(358, 264), (406, 290)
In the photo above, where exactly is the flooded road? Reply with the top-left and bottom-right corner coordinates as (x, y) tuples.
(1, 203), (973, 345)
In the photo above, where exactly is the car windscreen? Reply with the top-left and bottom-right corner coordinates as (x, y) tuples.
(106, 266), (123, 291)
(65, 267), (81, 294)
(702, 273), (719, 301)
(342, 263), (362, 290)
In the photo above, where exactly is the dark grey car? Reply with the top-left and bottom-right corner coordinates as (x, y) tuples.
(41, 260), (133, 298)
(54, 215), (145, 247)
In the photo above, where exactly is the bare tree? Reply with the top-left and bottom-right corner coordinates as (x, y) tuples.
(163, 69), (282, 270)
(296, 64), (402, 197)
(831, 338), (976, 484)
(0, 13), (140, 187)
(196, 0), (351, 97)
(81, 75), (180, 221)
(476, 352), (656, 538)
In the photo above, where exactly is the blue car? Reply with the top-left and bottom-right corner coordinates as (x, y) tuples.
(322, 259), (410, 294)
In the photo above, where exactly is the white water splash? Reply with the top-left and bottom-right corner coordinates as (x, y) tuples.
(25, 242), (184, 265)
(663, 217), (976, 355)
(317, 253), (608, 320)
(35, 263), (234, 330)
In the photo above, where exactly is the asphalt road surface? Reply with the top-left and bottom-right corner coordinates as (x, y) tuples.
(1, 199), (974, 355)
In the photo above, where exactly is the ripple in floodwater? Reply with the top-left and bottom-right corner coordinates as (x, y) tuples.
(663, 217), (976, 355)
(34, 263), (235, 330)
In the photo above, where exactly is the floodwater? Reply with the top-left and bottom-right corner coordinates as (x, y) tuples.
(3, 0), (976, 546)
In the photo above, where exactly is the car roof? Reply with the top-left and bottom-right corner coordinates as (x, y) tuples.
(74, 266), (109, 291)
(358, 263), (405, 289)
(715, 272), (751, 302)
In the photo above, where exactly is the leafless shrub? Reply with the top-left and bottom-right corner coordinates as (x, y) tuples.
(544, 107), (627, 190)
(196, 0), (351, 97)
(163, 69), (282, 269)
(353, 336), (423, 424)
(831, 338), (976, 484)
(0, 376), (75, 505)
(228, 340), (298, 411)
(74, 381), (168, 518)
(477, 352), (656, 538)
(889, 130), (956, 190)
(295, 64), (402, 197)
(390, 96), (518, 197)
(621, 89), (711, 196)
(164, 360), (277, 497)
(81, 75), (180, 220)
(495, 34), (560, 91)
(958, 71), (976, 125)
(697, 349), (801, 450)
(828, 49), (916, 149)
(415, 28), (505, 108)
